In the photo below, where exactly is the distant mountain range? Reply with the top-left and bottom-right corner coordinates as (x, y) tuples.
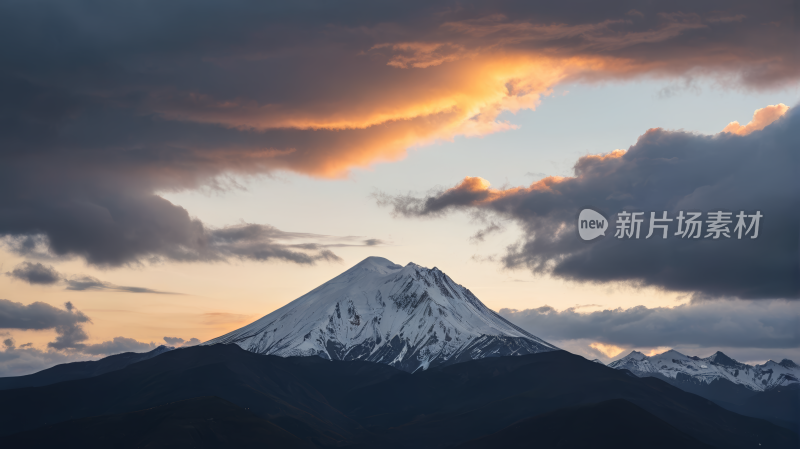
(608, 349), (799, 431)
(609, 349), (799, 391)
(205, 256), (557, 372)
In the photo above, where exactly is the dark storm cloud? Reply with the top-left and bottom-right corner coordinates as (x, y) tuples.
(380, 108), (799, 299)
(0, 0), (797, 267)
(6, 262), (61, 285)
(207, 224), (344, 264)
(0, 189), (353, 266)
(0, 299), (90, 350)
(499, 300), (800, 349)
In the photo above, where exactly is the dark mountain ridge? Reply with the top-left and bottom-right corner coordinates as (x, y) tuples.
(0, 345), (172, 390)
(4, 396), (312, 449)
(0, 344), (795, 448)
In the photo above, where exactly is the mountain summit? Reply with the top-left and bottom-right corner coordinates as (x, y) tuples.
(205, 256), (557, 372)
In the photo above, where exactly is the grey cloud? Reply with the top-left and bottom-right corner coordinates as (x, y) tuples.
(63, 277), (107, 291)
(5, 261), (175, 294)
(1, 236), (55, 261)
(163, 336), (200, 347)
(0, 299), (90, 332)
(0, 299), (90, 351)
(81, 337), (156, 356)
(381, 109), (799, 299)
(0, 299), (88, 351)
(1, 194), (348, 267)
(64, 276), (173, 294)
(0, 299), (162, 374)
(6, 262), (61, 285)
(524, 172), (548, 181)
(470, 221), (505, 243)
(47, 302), (90, 351)
(657, 77), (703, 99)
(210, 224), (347, 264)
(163, 336), (185, 345)
(499, 300), (800, 349)
(376, 181), (487, 218)
(302, 237), (388, 249)
(470, 254), (497, 263)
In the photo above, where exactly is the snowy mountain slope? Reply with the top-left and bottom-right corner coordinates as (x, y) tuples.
(204, 256), (558, 372)
(609, 349), (799, 391)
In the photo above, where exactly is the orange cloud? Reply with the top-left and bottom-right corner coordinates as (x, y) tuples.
(722, 104), (789, 136)
(440, 175), (569, 206)
(644, 347), (673, 357)
(590, 342), (626, 358)
(437, 152), (622, 207)
(158, 54), (613, 130)
(152, 51), (635, 178)
(454, 176), (493, 193)
(144, 9), (797, 178)
(8, 2), (799, 185)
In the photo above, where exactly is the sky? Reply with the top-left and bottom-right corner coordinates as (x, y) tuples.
(1, 0), (798, 376)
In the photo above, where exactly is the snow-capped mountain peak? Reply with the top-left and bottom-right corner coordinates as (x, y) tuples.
(778, 359), (798, 369)
(626, 350), (647, 361)
(609, 349), (799, 391)
(204, 256), (558, 372)
(705, 351), (739, 367)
